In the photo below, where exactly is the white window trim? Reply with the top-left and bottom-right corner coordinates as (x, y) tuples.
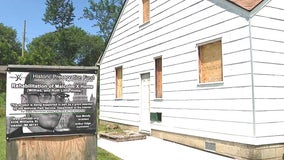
(139, 0), (150, 27)
(154, 56), (163, 99)
(196, 38), (224, 86)
(115, 66), (123, 99)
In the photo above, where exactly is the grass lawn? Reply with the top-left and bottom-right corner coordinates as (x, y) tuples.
(0, 117), (121, 160)
(98, 147), (122, 160)
(0, 117), (5, 160)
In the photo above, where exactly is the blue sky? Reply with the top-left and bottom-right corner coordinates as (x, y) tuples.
(0, 0), (99, 44)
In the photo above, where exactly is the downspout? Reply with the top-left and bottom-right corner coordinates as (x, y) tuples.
(248, 18), (256, 137)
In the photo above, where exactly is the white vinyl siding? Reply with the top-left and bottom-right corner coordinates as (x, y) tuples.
(101, 0), (253, 144)
(250, 0), (284, 141)
(99, 0), (284, 145)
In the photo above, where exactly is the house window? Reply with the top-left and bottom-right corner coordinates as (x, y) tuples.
(115, 66), (123, 98)
(198, 40), (223, 83)
(155, 57), (162, 98)
(142, 0), (150, 23)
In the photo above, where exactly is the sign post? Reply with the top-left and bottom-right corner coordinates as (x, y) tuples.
(6, 65), (98, 160)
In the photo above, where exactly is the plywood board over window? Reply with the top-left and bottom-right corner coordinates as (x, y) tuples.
(142, 0), (150, 23)
(199, 40), (223, 83)
(155, 57), (162, 98)
(116, 66), (123, 98)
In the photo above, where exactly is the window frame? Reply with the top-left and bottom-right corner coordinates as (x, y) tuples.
(115, 66), (123, 99)
(155, 57), (163, 98)
(140, 0), (150, 26)
(198, 39), (224, 85)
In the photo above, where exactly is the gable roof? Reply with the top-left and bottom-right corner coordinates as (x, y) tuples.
(229, 0), (264, 11)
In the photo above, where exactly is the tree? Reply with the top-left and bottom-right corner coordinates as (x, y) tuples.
(42, 0), (77, 64)
(76, 35), (104, 66)
(43, 0), (75, 30)
(83, 0), (124, 43)
(0, 23), (21, 65)
(0, 23), (21, 100)
(19, 26), (104, 66)
(18, 33), (58, 65)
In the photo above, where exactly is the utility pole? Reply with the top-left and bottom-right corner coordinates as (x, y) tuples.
(22, 20), (26, 57)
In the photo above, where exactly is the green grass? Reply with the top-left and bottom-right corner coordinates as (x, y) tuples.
(98, 147), (122, 160)
(0, 117), (121, 160)
(0, 117), (5, 160)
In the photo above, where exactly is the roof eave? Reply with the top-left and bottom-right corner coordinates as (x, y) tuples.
(96, 0), (128, 67)
(228, 0), (264, 11)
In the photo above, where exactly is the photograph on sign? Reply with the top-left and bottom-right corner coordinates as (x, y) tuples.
(6, 71), (97, 139)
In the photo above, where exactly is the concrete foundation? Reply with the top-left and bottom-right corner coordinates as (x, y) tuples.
(100, 120), (284, 160)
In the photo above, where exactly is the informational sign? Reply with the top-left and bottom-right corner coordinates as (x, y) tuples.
(6, 70), (97, 139)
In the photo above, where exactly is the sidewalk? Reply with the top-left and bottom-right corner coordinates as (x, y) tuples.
(98, 136), (235, 160)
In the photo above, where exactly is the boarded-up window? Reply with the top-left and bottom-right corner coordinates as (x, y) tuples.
(199, 40), (223, 83)
(142, 0), (150, 23)
(155, 57), (162, 98)
(116, 66), (122, 98)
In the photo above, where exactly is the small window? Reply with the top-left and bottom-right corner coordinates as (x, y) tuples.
(142, 0), (150, 23)
(115, 66), (123, 98)
(150, 112), (162, 122)
(198, 40), (223, 83)
(155, 57), (162, 98)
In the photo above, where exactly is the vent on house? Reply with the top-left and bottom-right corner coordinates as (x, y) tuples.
(150, 112), (162, 122)
(205, 141), (216, 152)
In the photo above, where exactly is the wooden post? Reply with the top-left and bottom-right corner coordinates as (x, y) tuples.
(22, 20), (26, 57)
(6, 135), (97, 160)
(0, 66), (7, 80)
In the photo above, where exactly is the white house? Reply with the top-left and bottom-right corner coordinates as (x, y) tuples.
(99, 0), (284, 159)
